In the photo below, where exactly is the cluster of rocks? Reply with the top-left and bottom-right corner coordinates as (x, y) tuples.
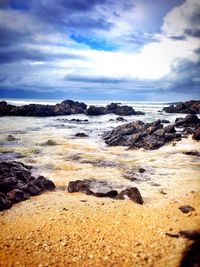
(86, 103), (144, 116)
(0, 161), (55, 211)
(102, 114), (200, 149)
(68, 179), (143, 204)
(0, 100), (144, 117)
(163, 100), (200, 114)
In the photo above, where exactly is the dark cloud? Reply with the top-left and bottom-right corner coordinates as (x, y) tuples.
(64, 75), (127, 84)
(184, 28), (200, 38)
(169, 35), (186, 41)
(0, 26), (30, 47)
(0, 48), (85, 64)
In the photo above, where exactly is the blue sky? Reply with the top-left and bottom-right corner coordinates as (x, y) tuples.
(0, 0), (199, 101)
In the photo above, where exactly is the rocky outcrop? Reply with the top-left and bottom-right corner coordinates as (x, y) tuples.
(0, 100), (144, 117)
(163, 100), (200, 114)
(0, 161), (55, 211)
(175, 114), (200, 128)
(75, 133), (89, 137)
(102, 120), (181, 150)
(68, 179), (143, 204)
(86, 103), (145, 116)
(192, 127), (200, 141)
(0, 100), (87, 117)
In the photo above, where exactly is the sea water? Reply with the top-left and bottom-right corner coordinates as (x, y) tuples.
(0, 99), (199, 202)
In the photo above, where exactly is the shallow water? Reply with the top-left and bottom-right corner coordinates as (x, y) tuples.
(0, 100), (200, 203)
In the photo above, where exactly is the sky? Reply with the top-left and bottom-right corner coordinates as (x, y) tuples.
(0, 0), (199, 101)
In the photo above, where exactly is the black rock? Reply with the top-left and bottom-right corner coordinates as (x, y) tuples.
(179, 205), (195, 213)
(175, 114), (200, 128)
(0, 161), (56, 211)
(192, 127), (200, 141)
(163, 100), (200, 114)
(115, 187), (144, 204)
(75, 133), (89, 137)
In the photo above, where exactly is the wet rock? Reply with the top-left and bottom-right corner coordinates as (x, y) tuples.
(179, 205), (195, 213)
(67, 180), (142, 203)
(42, 139), (57, 146)
(75, 133), (89, 137)
(183, 151), (200, 156)
(179, 230), (200, 240)
(192, 127), (200, 141)
(103, 119), (182, 150)
(0, 100), (87, 117)
(23, 183), (42, 196)
(0, 177), (18, 193)
(0, 192), (12, 211)
(138, 168), (145, 173)
(161, 119), (170, 123)
(0, 161), (55, 211)
(6, 135), (18, 141)
(7, 189), (29, 203)
(115, 187), (144, 204)
(86, 106), (106, 116)
(180, 239), (200, 267)
(164, 125), (176, 133)
(68, 179), (92, 194)
(116, 117), (127, 122)
(34, 176), (55, 191)
(163, 100), (200, 114)
(175, 114), (200, 128)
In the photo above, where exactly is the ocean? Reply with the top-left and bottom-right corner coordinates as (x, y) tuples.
(0, 98), (199, 202)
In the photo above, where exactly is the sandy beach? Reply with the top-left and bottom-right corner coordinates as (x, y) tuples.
(0, 188), (199, 267)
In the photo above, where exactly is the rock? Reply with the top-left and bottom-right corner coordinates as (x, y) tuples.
(163, 100), (200, 114)
(7, 189), (29, 203)
(67, 180), (142, 203)
(103, 119), (183, 150)
(179, 205), (195, 213)
(179, 230), (200, 240)
(68, 179), (92, 194)
(106, 103), (145, 116)
(180, 238), (200, 267)
(75, 133), (89, 137)
(183, 151), (200, 156)
(138, 168), (145, 173)
(42, 139), (57, 146)
(34, 176), (56, 191)
(164, 125), (176, 133)
(0, 100), (87, 117)
(175, 114), (200, 128)
(0, 161), (56, 211)
(23, 183), (42, 196)
(86, 106), (106, 116)
(160, 119), (170, 123)
(116, 117), (127, 122)
(192, 127), (200, 141)
(0, 177), (18, 193)
(115, 187), (144, 204)
(6, 135), (18, 141)
(0, 192), (12, 211)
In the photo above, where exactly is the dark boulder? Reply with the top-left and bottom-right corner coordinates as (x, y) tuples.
(7, 189), (29, 203)
(175, 114), (200, 128)
(0, 192), (12, 211)
(179, 205), (195, 213)
(116, 117), (127, 122)
(75, 133), (89, 137)
(163, 100), (200, 114)
(0, 161), (56, 211)
(103, 119), (181, 150)
(106, 103), (144, 116)
(192, 127), (200, 141)
(115, 187), (144, 204)
(34, 176), (56, 191)
(86, 106), (106, 116)
(68, 179), (91, 194)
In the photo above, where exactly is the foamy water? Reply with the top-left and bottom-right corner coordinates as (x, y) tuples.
(0, 99), (199, 202)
